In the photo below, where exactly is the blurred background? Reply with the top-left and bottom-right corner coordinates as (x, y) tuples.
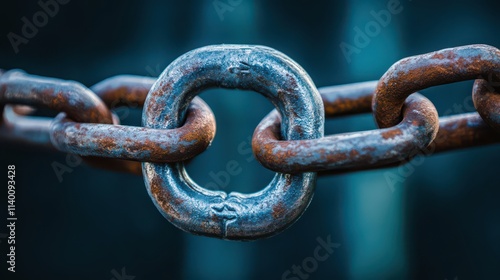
(1, 0), (500, 279)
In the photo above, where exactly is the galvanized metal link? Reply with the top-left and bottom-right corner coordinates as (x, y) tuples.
(142, 44), (324, 240)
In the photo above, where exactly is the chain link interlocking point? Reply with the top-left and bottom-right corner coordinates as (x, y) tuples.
(1, 44), (500, 240)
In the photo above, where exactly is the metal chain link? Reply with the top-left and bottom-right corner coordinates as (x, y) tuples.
(0, 71), (216, 175)
(1, 44), (499, 240)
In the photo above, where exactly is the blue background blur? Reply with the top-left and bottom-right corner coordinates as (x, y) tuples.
(1, 0), (500, 279)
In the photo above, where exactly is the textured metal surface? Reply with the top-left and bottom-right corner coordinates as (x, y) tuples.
(0, 69), (113, 147)
(0, 70), (148, 174)
(142, 44), (324, 240)
(0, 105), (53, 147)
(319, 112), (500, 175)
(473, 78), (500, 131)
(91, 75), (155, 107)
(2, 44), (500, 240)
(0, 69), (113, 123)
(85, 75), (158, 175)
(50, 97), (215, 162)
(253, 81), (500, 174)
(319, 81), (500, 152)
(373, 44), (500, 128)
(0, 72), (216, 175)
(321, 81), (375, 117)
(0, 73), (158, 149)
(253, 92), (438, 173)
(433, 113), (500, 152)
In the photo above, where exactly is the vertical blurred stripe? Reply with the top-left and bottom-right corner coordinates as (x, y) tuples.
(182, 1), (257, 280)
(340, 0), (407, 279)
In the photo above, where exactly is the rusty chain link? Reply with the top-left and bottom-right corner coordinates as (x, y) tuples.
(254, 80), (500, 175)
(1, 44), (499, 240)
(0, 71), (216, 175)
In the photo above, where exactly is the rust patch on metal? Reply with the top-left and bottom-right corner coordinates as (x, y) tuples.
(272, 202), (285, 219)
(349, 149), (359, 157)
(381, 128), (403, 139)
(150, 174), (182, 220)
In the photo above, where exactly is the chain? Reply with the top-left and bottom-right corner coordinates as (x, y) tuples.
(1, 44), (499, 240)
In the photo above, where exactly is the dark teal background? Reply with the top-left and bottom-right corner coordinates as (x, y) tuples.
(1, 0), (500, 279)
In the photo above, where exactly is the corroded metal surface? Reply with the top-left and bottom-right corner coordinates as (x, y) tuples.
(0, 105), (53, 147)
(373, 44), (500, 128)
(473, 78), (500, 131)
(2, 44), (500, 240)
(320, 81), (500, 152)
(143, 45), (324, 240)
(91, 75), (155, 107)
(50, 97), (215, 163)
(0, 69), (113, 147)
(321, 81), (376, 117)
(253, 81), (500, 174)
(433, 113), (500, 152)
(253, 92), (438, 173)
(0, 69), (113, 123)
(0, 71), (216, 175)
